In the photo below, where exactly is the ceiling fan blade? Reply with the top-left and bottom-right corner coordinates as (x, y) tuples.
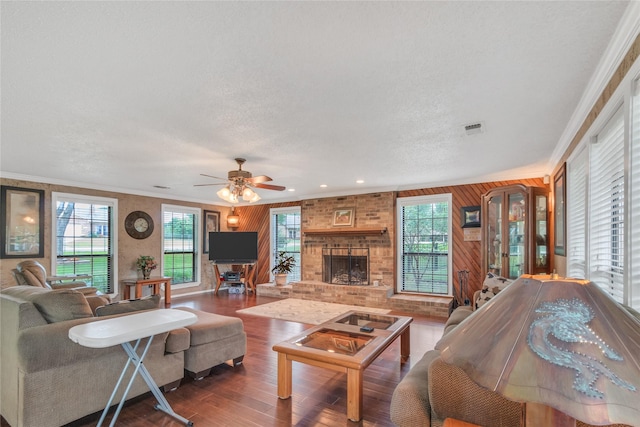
(254, 183), (286, 191)
(200, 173), (228, 181)
(246, 175), (273, 184)
(194, 183), (227, 187)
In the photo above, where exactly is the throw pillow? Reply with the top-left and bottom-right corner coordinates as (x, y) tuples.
(475, 272), (513, 309)
(31, 289), (94, 323)
(95, 294), (160, 317)
(85, 294), (112, 315)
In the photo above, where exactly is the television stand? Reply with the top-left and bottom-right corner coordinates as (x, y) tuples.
(213, 264), (256, 295)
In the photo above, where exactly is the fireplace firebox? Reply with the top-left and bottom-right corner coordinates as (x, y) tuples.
(322, 247), (369, 285)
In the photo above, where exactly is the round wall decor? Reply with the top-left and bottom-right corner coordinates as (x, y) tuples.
(124, 210), (154, 239)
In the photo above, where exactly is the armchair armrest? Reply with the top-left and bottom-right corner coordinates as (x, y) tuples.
(47, 274), (92, 284)
(47, 275), (98, 296)
(49, 281), (88, 289)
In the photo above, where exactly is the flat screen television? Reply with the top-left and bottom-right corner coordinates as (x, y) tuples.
(208, 231), (258, 264)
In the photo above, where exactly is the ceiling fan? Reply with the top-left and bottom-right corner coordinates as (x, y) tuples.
(196, 158), (285, 203)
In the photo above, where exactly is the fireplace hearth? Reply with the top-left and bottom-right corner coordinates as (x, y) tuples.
(322, 247), (369, 286)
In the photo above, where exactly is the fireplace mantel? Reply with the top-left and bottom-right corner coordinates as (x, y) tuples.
(303, 227), (387, 236)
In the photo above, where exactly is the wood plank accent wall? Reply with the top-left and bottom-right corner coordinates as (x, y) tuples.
(236, 177), (546, 296)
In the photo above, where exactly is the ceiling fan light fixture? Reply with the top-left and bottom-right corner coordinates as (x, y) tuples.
(248, 192), (261, 203)
(217, 186), (231, 198)
(217, 185), (240, 203)
(242, 187), (255, 201)
(208, 158), (284, 204)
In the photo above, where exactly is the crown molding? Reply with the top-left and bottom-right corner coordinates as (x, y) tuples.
(549, 1), (640, 171)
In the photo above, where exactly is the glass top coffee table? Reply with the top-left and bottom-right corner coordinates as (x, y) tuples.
(272, 310), (412, 421)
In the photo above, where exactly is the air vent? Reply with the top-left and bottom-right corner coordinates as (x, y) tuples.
(463, 121), (485, 136)
(153, 185), (171, 189)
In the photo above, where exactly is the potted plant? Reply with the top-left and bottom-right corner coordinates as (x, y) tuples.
(272, 251), (296, 286)
(136, 255), (158, 279)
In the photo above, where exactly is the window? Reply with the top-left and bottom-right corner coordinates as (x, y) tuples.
(566, 70), (640, 310)
(52, 193), (117, 294)
(589, 107), (625, 301)
(630, 78), (640, 309)
(270, 207), (301, 283)
(397, 194), (452, 295)
(567, 147), (588, 279)
(162, 205), (199, 287)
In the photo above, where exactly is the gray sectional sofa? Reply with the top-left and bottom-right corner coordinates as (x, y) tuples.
(0, 286), (246, 427)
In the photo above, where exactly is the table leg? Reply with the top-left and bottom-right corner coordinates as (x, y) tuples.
(346, 368), (363, 422)
(244, 264), (256, 293)
(164, 279), (171, 307)
(277, 352), (292, 399)
(97, 337), (192, 427)
(400, 325), (411, 363)
(135, 283), (142, 299)
(96, 339), (143, 427)
(123, 284), (131, 300)
(213, 264), (223, 295)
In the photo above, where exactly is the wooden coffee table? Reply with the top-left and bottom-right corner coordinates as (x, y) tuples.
(272, 311), (412, 421)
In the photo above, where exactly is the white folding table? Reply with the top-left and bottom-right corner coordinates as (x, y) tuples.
(69, 309), (197, 426)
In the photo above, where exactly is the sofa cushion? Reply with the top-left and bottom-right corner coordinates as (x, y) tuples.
(475, 272), (513, 309)
(175, 306), (244, 345)
(165, 327), (191, 354)
(95, 294), (160, 317)
(85, 294), (112, 315)
(30, 289), (94, 323)
(444, 306), (473, 336)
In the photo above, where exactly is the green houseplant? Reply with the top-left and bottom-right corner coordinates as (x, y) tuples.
(272, 251), (296, 286)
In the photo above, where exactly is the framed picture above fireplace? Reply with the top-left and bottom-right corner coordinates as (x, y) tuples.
(332, 208), (354, 227)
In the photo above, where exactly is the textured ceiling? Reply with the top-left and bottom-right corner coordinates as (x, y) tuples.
(0, 1), (631, 204)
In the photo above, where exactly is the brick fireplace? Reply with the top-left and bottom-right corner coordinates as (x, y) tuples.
(300, 192), (395, 286)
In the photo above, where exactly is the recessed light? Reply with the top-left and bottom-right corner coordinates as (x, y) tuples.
(356, 180), (364, 184)
(288, 188), (295, 192)
(153, 185), (170, 189)
(320, 184), (328, 188)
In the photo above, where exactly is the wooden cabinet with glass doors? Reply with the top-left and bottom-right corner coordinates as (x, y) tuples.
(481, 185), (549, 279)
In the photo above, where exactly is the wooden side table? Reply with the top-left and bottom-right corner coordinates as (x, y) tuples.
(121, 276), (172, 307)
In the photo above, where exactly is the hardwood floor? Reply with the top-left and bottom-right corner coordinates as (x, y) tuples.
(3, 292), (446, 427)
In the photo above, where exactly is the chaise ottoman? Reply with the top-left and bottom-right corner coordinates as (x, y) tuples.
(175, 307), (247, 380)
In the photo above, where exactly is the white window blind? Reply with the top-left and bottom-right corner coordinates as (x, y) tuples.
(270, 207), (301, 283)
(52, 193), (117, 294)
(396, 194), (452, 296)
(589, 107), (624, 301)
(162, 205), (199, 286)
(567, 147), (587, 279)
(630, 79), (640, 308)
